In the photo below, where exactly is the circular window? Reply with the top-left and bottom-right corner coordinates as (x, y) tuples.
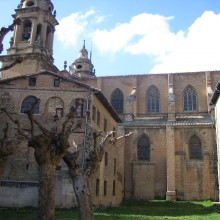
(77, 64), (82, 69)
(26, 1), (35, 7)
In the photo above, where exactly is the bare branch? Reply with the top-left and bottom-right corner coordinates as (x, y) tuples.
(63, 151), (80, 178)
(0, 58), (23, 72)
(34, 119), (50, 136)
(0, 108), (30, 141)
(109, 132), (133, 145)
(25, 98), (40, 137)
(0, 18), (21, 54)
(62, 101), (79, 134)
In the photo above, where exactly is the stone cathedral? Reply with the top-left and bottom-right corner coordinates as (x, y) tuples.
(0, 0), (220, 207)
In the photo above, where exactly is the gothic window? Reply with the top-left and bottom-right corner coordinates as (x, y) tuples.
(22, 20), (32, 41)
(111, 88), (124, 114)
(137, 135), (150, 161)
(184, 85), (197, 112)
(21, 96), (39, 114)
(189, 135), (202, 160)
(147, 85), (160, 113)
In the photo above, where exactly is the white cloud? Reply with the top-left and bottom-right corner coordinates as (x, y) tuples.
(56, 9), (107, 47)
(92, 11), (220, 73)
(92, 13), (177, 55)
(56, 9), (220, 73)
(150, 11), (220, 73)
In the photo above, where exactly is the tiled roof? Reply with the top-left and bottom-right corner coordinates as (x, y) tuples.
(122, 115), (213, 127)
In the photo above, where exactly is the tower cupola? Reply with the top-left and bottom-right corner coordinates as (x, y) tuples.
(20, 0), (54, 11)
(70, 41), (95, 79)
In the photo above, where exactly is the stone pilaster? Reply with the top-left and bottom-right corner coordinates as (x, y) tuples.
(166, 125), (176, 201)
(124, 87), (136, 122)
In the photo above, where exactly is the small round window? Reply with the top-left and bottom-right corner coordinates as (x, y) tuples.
(26, 1), (35, 7)
(77, 64), (82, 69)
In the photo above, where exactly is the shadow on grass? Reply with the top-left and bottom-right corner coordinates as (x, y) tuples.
(0, 200), (220, 220)
(95, 200), (220, 219)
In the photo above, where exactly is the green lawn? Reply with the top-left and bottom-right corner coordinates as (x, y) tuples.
(0, 200), (220, 220)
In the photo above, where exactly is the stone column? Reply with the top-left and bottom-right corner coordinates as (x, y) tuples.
(13, 24), (21, 46)
(166, 125), (176, 201)
(124, 88), (136, 122)
(30, 20), (37, 45)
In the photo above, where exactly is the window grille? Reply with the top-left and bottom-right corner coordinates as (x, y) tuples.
(137, 135), (150, 161)
(111, 88), (124, 114)
(147, 85), (160, 113)
(184, 86), (197, 112)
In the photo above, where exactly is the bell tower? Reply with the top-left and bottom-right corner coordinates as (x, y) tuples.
(0, 0), (59, 78)
(70, 40), (95, 78)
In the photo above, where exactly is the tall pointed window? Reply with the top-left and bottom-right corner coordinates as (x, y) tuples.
(21, 96), (39, 114)
(189, 135), (202, 160)
(111, 88), (124, 114)
(137, 135), (150, 161)
(147, 85), (160, 113)
(184, 85), (197, 112)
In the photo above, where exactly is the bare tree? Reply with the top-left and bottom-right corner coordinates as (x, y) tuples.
(0, 123), (16, 178)
(1, 100), (80, 220)
(64, 126), (132, 220)
(0, 18), (21, 54)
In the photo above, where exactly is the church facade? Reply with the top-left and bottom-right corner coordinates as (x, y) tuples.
(0, 0), (220, 207)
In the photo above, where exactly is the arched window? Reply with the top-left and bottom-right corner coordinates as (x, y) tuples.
(21, 96), (39, 114)
(184, 85), (197, 112)
(111, 88), (124, 114)
(189, 135), (202, 160)
(70, 99), (85, 118)
(46, 25), (52, 50)
(22, 20), (32, 41)
(137, 135), (150, 161)
(45, 97), (64, 118)
(35, 24), (42, 44)
(147, 85), (160, 113)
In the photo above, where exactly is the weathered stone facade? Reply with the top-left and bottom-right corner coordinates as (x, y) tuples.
(0, 72), (123, 207)
(210, 82), (220, 200)
(0, 0), (220, 208)
(86, 72), (219, 201)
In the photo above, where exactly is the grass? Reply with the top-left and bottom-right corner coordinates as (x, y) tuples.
(0, 200), (220, 219)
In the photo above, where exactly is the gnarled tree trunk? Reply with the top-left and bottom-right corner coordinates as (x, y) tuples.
(73, 173), (94, 220)
(37, 162), (56, 220)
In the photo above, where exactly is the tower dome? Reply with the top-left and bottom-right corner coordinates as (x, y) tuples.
(70, 41), (95, 78)
(78, 41), (89, 59)
(19, 0), (54, 12)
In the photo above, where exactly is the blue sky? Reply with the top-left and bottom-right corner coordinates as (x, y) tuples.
(1, 0), (220, 76)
